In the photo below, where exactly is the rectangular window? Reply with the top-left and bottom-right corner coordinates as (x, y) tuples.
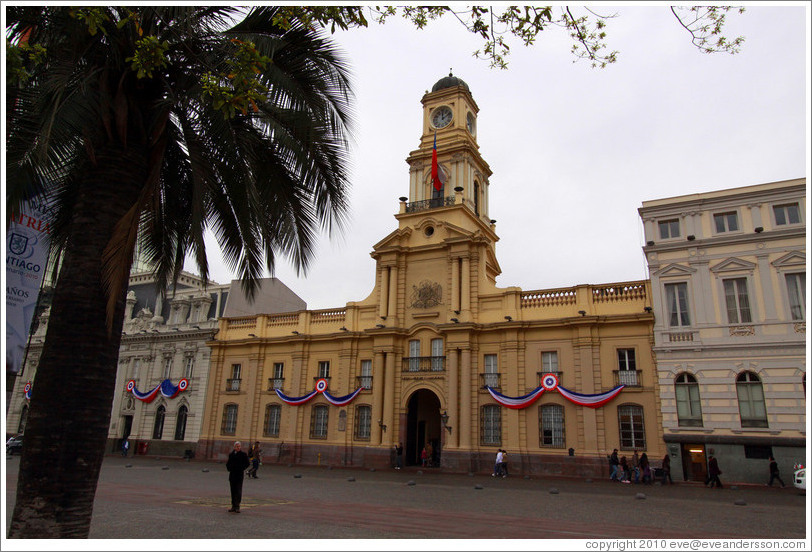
(264, 404), (281, 437)
(318, 361), (330, 379)
(184, 356), (194, 379)
(163, 357), (172, 380)
(786, 273), (806, 320)
(359, 360), (372, 389)
(483, 354), (499, 388)
(355, 405), (372, 440)
(271, 362), (284, 389)
(228, 364), (241, 391)
(540, 405), (565, 448)
(617, 349), (639, 386)
(774, 203), (801, 225)
(743, 445), (772, 459)
(665, 283), (691, 327)
(131, 359), (140, 383)
(431, 338), (444, 371)
(658, 219), (680, 239)
(311, 405), (329, 438)
(713, 212), (739, 233)
(618, 405), (646, 450)
(408, 340), (421, 372)
(221, 404), (238, 435)
(541, 351), (559, 373)
(723, 278), (752, 324)
(481, 405), (501, 446)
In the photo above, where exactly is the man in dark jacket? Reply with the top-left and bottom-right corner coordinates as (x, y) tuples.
(707, 454), (723, 489)
(226, 441), (250, 513)
(609, 449), (620, 481)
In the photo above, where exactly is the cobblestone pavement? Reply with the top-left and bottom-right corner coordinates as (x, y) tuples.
(4, 454), (808, 542)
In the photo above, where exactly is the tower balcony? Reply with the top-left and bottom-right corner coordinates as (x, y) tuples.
(404, 196), (455, 213)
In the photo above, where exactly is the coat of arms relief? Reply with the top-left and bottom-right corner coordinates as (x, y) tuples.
(410, 280), (442, 309)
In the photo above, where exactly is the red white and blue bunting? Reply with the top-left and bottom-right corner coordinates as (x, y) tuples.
(127, 378), (189, 403)
(275, 378), (364, 407)
(23, 381), (32, 400)
(486, 373), (624, 410)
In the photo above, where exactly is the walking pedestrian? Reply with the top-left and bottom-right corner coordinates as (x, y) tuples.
(394, 442), (403, 469)
(609, 449), (620, 481)
(500, 450), (509, 478)
(767, 456), (785, 487)
(247, 441), (262, 479)
(640, 452), (652, 485)
(421, 446), (428, 467)
(620, 456), (631, 483)
(661, 453), (673, 485)
(707, 454), (723, 489)
(226, 441), (250, 513)
(631, 450), (640, 483)
(493, 449), (504, 477)
(121, 439), (129, 457)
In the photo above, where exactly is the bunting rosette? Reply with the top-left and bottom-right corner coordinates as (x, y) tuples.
(127, 378), (190, 403)
(23, 381), (32, 400)
(275, 378), (364, 407)
(486, 373), (624, 410)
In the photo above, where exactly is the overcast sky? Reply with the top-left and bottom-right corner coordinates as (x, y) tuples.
(201, 4), (809, 311)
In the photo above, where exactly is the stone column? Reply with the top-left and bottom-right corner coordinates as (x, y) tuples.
(371, 351), (385, 445)
(379, 267), (389, 319)
(459, 348), (472, 449)
(461, 257), (471, 314)
(387, 266), (398, 322)
(451, 258), (460, 313)
(756, 253), (778, 321)
(447, 348), (459, 449)
(382, 351), (396, 446)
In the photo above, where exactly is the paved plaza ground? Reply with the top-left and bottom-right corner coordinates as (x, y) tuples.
(4, 454), (808, 542)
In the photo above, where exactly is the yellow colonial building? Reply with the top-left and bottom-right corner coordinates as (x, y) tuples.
(199, 74), (664, 476)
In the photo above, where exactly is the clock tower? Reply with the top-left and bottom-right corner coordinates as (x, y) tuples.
(405, 72), (493, 223)
(368, 73), (502, 330)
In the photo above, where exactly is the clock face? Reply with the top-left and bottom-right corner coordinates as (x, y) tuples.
(431, 106), (453, 129)
(466, 112), (476, 136)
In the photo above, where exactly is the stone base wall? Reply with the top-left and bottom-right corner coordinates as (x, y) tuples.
(196, 439), (610, 479)
(107, 438), (197, 459)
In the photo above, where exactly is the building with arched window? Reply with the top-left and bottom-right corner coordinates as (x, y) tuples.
(198, 75), (664, 477)
(640, 179), (806, 484)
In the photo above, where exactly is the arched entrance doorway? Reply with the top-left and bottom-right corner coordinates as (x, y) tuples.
(405, 389), (442, 467)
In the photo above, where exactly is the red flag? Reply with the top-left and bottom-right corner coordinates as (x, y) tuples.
(431, 131), (443, 192)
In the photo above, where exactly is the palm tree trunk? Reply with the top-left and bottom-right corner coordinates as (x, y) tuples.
(9, 146), (148, 538)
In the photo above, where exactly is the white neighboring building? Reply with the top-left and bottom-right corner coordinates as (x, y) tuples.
(639, 178), (806, 484)
(6, 272), (305, 458)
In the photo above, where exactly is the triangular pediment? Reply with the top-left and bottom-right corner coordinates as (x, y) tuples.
(372, 227), (413, 251)
(653, 263), (696, 277)
(710, 257), (757, 274)
(772, 251), (806, 269)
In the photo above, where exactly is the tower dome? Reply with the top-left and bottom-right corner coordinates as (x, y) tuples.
(431, 71), (469, 93)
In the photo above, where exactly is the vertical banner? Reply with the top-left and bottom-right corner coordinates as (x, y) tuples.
(6, 197), (52, 374)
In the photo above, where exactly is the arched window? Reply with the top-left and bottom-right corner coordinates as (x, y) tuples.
(174, 405), (188, 441)
(675, 373), (703, 427)
(539, 404), (565, 448)
(311, 404), (329, 439)
(18, 404), (29, 434)
(153, 405), (166, 439)
(264, 404), (281, 437)
(221, 404), (238, 435)
(480, 404), (501, 446)
(736, 371), (768, 428)
(473, 181), (480, 216)
(355, 405), (372, 440)
(618, 404), (646, 450)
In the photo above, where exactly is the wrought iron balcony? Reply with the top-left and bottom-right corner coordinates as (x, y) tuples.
(226, 378), (241, 391)
(536, 371), (563, 383)
(480, 373), (501, 389)
(402, 356), (446, 372)
(405, 196), (455, 213)
(313, 376), (331, 385)
(268, 378), (284, 391)
(356, 375), (373, 390)
(614, 370), (641, 388)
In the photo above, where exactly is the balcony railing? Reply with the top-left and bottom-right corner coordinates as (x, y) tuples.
(405, 196), (455, 213)
(614, 370), (641, 388)
(402, 356), (446, 372)
(268, 378), (284, 391)
(226, 378), (241, 391)
(536, 371), (563, 384)
(356, 375), (373, 390)
(314, 376), (331, 386)
(480, 373), (501, 389)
